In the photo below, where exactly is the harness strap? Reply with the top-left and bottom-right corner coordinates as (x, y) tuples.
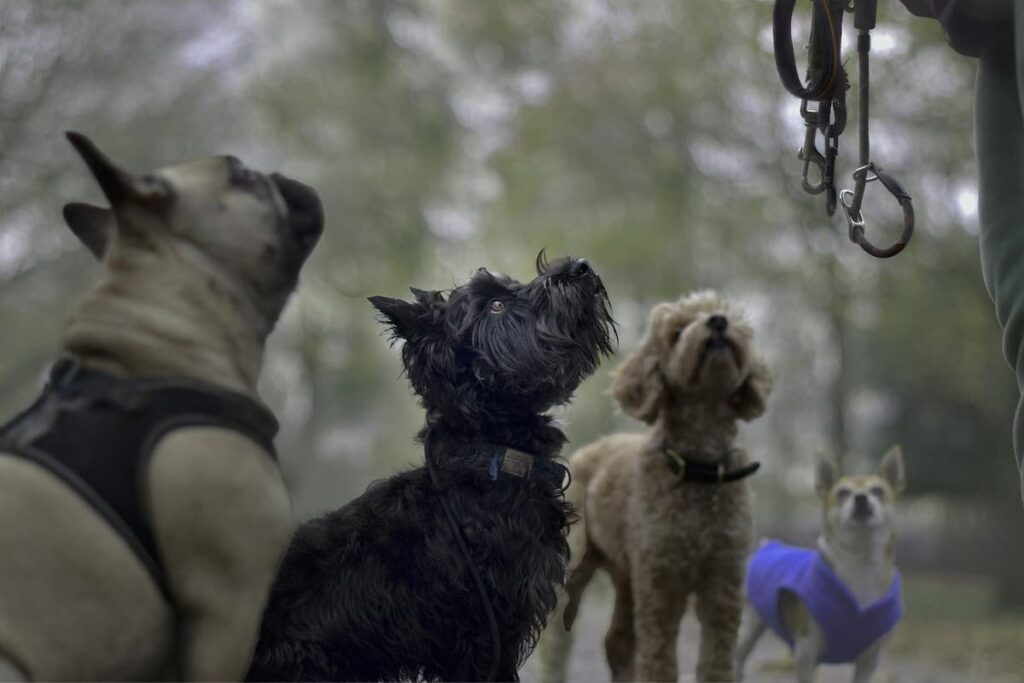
(0, 358), (280, 598)
(42, 358), (279, 451)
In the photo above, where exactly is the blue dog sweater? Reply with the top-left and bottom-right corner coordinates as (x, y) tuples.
(745, 540), (903, 663)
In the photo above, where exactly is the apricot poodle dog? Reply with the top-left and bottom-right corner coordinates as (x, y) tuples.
(558, 290), (772, 682)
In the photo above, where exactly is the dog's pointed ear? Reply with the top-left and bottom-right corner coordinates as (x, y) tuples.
(611, 303), (672, 424)
(878, 445), (906, 494)
(731, 353), (773, 422)
(66, 131), (171, 208)
(815, 455), (839, 499)
(62, 203), (114, 259)
(409, 287), (445, 305)
(369, 294), (441, 342)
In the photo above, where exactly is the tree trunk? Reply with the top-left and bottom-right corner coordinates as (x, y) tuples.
(824, 249), (849, 465)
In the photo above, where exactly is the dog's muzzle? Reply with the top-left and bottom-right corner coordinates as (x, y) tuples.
(702, 330), (739, 364)
(852, 493), (873, 521)
(271, 173), (324, 261)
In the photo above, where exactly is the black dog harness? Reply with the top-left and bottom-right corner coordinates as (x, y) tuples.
(0, 358), (279, 596)
(661, 444), (760, 484)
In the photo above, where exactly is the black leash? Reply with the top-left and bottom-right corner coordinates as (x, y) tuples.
(773, 0), (915, 258)
(774, 0), (845, 102)
(838, 0), (915, 257)
(775, 0), (847, 215)
(425, 430), (503, 682)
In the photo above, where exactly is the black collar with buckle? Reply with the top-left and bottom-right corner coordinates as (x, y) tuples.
(430, 438), (570, 492)
(661, 443), (760, 484)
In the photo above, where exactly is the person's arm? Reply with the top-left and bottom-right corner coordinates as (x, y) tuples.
(896, 0), (1011, 57)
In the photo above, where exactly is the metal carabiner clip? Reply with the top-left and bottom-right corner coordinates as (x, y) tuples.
(798, 124), (828, 195)
(840, 163), (915, 258)
(823, 125), (839, 216)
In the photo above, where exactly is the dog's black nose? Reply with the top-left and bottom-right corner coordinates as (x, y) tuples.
(570, 258), (591, 278)
(271, 173), (324, 257)
(853, 493), (871, 517)
(707, 315), (728, 332)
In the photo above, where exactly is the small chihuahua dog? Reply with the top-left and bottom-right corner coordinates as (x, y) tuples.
(735, 446), (906, 683)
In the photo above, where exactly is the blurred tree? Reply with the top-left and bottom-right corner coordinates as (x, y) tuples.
(0, 0), (260, 411)
(1, 0), (1019, 609)
(423, 0), (1023, 603)
(239, 0), (467, 512)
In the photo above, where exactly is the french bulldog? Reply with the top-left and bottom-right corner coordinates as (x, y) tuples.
(0, 132), (323, 681)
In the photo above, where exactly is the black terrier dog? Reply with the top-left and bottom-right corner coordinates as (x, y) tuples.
(247, 253), (614, 682)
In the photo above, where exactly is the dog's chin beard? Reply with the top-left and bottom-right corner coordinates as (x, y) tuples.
(542, 278), (615, 358)
(666, 351), (744, 400)
(483, 362), (584, 409)
(699, 335), (740, 366)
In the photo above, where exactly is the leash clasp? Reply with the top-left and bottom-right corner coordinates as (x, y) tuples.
(775, 0), (915, 257)
(840, 162), (915, 258)
(798, 100), (828, 196)
(798, 100), (840, 215)
(799, 122), (827, 195)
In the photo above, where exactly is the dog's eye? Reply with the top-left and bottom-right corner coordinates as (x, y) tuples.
(869, 485), (886, 498)
(489, 299), (506, 314)
(835, 488), (851, 500)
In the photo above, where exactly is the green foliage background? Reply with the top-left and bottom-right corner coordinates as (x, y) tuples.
(2, 0), (1022, 634)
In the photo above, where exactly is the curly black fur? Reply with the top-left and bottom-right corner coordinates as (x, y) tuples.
(247, 254), (615, 682)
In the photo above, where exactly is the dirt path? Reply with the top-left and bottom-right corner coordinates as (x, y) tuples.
(519, 576), (1006, 683)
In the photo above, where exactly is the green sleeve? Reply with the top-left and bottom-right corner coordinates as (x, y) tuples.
(975, 10), (1024, 493)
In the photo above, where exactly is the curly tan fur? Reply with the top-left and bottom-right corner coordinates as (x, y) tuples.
(560, 290), (771, 683)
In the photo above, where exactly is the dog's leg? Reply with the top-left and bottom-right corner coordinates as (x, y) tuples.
(732, 607), (767, 682)
(694, 558), (744, 682)
(147, 430), (292, 681)
(780, 591), (824, 683)
(604, 576), (636, 682)
(631, 567), (687, 683)
(538, 589), (575, 683)
(851, 636), (886, 683)
(562, 543), (602, 631)
(793, 634), (819, 683)
(540, 537), (604, 683)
